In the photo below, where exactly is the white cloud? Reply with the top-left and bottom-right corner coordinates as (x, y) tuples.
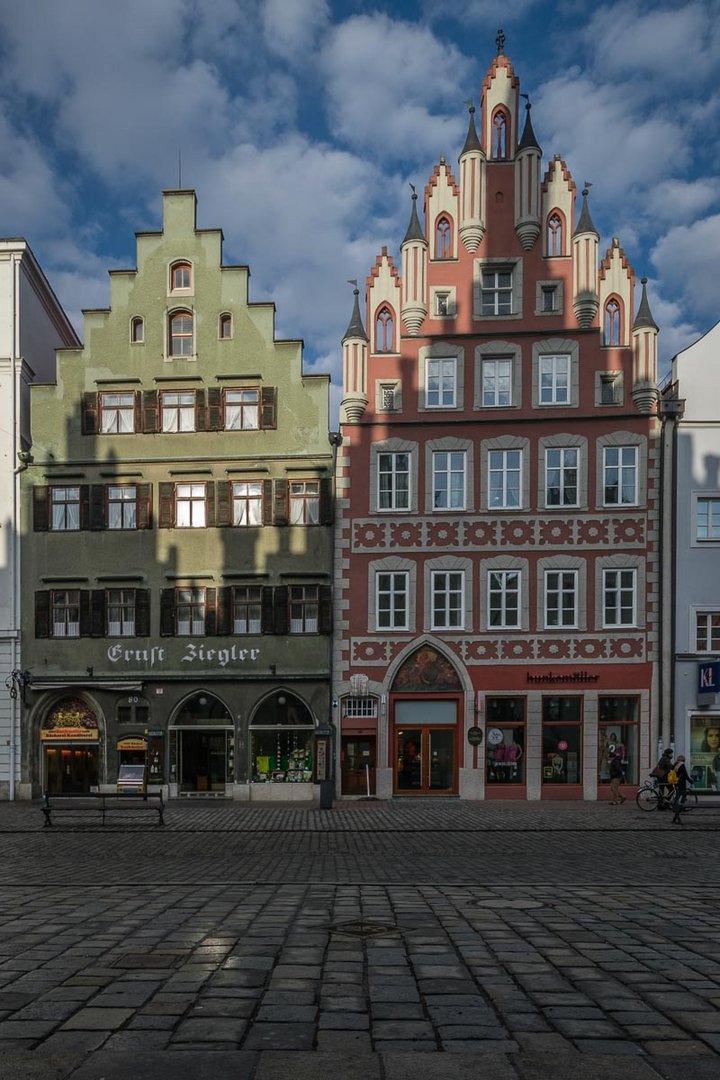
(0, 111), (70, 238)
(645, 179), (720, 226)
(651, 213), (720, 324)
(584, 1), (720, 87)
(321, 14), (470, 160)
(536, 72), (686, 202)
(262, 0), (330, 60)
(425, 0), (541, 24)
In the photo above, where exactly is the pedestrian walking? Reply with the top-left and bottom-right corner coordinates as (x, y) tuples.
(671, 756), (693, 824)
(608, 753), (626, 804)
(651, 747), (674, 808)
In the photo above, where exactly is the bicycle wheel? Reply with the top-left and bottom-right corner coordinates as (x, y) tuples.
(636, 786), (659, 811)
(683, 792), (699, 811)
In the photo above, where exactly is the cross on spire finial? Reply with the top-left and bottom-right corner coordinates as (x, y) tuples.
(496, 27), (505, 54)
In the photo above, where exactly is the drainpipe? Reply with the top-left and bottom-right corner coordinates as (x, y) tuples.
(658, 391), (684, 754)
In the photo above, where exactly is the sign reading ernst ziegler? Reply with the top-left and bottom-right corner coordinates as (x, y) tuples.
(107, 643), (261, 669)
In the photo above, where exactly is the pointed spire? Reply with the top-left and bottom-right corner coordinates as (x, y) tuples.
(574, 184), (599, 236)
(633, 277), (658, 331)
(402, 185), (425, 244)
(517, 97), (541, 153)
(460, 102), (481, 155)
(342, 280), (367, 342)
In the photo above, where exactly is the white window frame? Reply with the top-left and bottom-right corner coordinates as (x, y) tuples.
(481, 357), (513, 408)
(51, 590), (80, 638)
(176, 483), (206, 528)
(378, 452), (410, 512)
(376, 571), (409, 631)
(232, 482), (263, 526)
(545, 447), (579, 508)
(603, 446), (638, 507)
(696, 497), (720, 541)
(544, 570), (578, 629)
(425, 357), (457, 409)
(603, 568), (637, 628)
(431, 570), (465, 630)
(696, 611), (720, 652)
(432, 450), (466, 511)
(539, 354), (570, 405)
(233, 585), (262, 635)
(107, 588), (136, 637)
(488, 570), (520, 629)
(480, 267), (513, 315)
(289, 481), (320, 525)
(100, 392), (135, 434)
(50, 487), (81, 532)
(289, 585), (319, 634)
(488, 449), (522, 509)
(107, 486), (138, 530)
(225, 389), (259, 431)
(161, 391), (196, 433)
(176, 587), (205, 636)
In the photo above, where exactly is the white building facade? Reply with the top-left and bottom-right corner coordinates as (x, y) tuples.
(666, 321), (720, 786)
(0, 241), (79, 798)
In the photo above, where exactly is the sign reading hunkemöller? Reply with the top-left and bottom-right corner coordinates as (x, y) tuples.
(107, 643), (261, 669)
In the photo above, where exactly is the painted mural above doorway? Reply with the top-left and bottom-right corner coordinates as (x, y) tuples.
(392, 647), (462, 692)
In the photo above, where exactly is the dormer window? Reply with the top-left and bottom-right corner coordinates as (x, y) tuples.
(170, 261), (192, 291)
(130, 316), (144, 343)
(219, 313), (233, 340)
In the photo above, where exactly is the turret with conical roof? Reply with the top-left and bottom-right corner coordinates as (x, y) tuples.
(458, 103), (486, 252)
(340, 283), (369, 423)
(632, 277), (660, 413)
(514, 99), (542, 250)
(572, 186), (600, 327)
(400, 188), (428, 335)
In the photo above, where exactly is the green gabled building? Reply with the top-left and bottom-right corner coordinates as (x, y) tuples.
(19, 190), (334, 801)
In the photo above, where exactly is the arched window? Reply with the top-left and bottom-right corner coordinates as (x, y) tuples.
(492, 109), (508, 159)
(435, 216), (452, 259)
(170, 261), (192, 291)
(375, 306), (394, 353)
(219, 313), (233, 340)
(546, 213), (563, 257)
(130, 316), (144, 344)
(169, 311), (193, 356)
(604, 299), (622, 346)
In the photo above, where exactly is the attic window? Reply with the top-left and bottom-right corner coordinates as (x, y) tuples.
(130, 317), (144, 344)
(219, 313), (233, 340)
(171, 262), (192, 291)
(492, 110), (508, 159)
(435, 216), (452, 259)
(375, 306), (394, 353)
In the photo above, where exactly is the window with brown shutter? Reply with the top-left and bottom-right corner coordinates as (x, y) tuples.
(158, 483), (176, 528)
(319, 585), (333, 635)
(215, 481), (232, 527)
(273, 479), (288, 526)
(136, 484), (152, 529)
(207, 387), (223, 431)
(81, 392), (99, 435)
(91, 590), (105, 637)
(195, 388), (206, 432)
(35, 591), (50, 638)
(320, 477), (333, 525)
(90, 485), (106, 530)
(142, 390), (159, 433)
(79, 591), (92, 637)
(135, 590), (151, 636)
(261, 586), (275, 634)
(261, 386), (277, 429)
(205, 588), (218, 636)
(206, 483), (216, 528)
(33, 487), (49, 532)
(273, 585), (289, 635)
(160, 589), (176, 636)
(262, 479), (273, 525)
(216, 587), (231, 635)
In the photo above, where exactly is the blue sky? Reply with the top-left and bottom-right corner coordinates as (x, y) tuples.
(1, 0), (718, 419)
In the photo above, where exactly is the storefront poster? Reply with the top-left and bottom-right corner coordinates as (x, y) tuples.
(690, 716), (720, 790)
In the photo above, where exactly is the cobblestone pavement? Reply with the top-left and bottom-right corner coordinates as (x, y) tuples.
(1, 799), (719, 1079)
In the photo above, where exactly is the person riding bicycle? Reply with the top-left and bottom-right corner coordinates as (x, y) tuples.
(671, 756), (693, 824)
(651, 748), (674, 809)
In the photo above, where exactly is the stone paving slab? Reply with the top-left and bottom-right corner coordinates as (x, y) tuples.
(0, 799), (718, 1076)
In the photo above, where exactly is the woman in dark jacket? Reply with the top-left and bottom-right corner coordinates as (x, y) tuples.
(671, 756), (693, 824)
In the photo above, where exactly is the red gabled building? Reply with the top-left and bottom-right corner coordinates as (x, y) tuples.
(333, 40), (661, 801)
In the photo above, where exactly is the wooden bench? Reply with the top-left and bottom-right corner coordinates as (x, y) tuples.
(41, 791), (165, 827)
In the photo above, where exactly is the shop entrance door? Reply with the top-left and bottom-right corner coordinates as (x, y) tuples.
(341, 736), (376, 795)
(179, 730), (227, 793)
(395, 727), (456, 793)
(44, 746), (99, 794)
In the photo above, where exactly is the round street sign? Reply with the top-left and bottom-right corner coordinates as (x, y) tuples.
(467, 726), (483, 746)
